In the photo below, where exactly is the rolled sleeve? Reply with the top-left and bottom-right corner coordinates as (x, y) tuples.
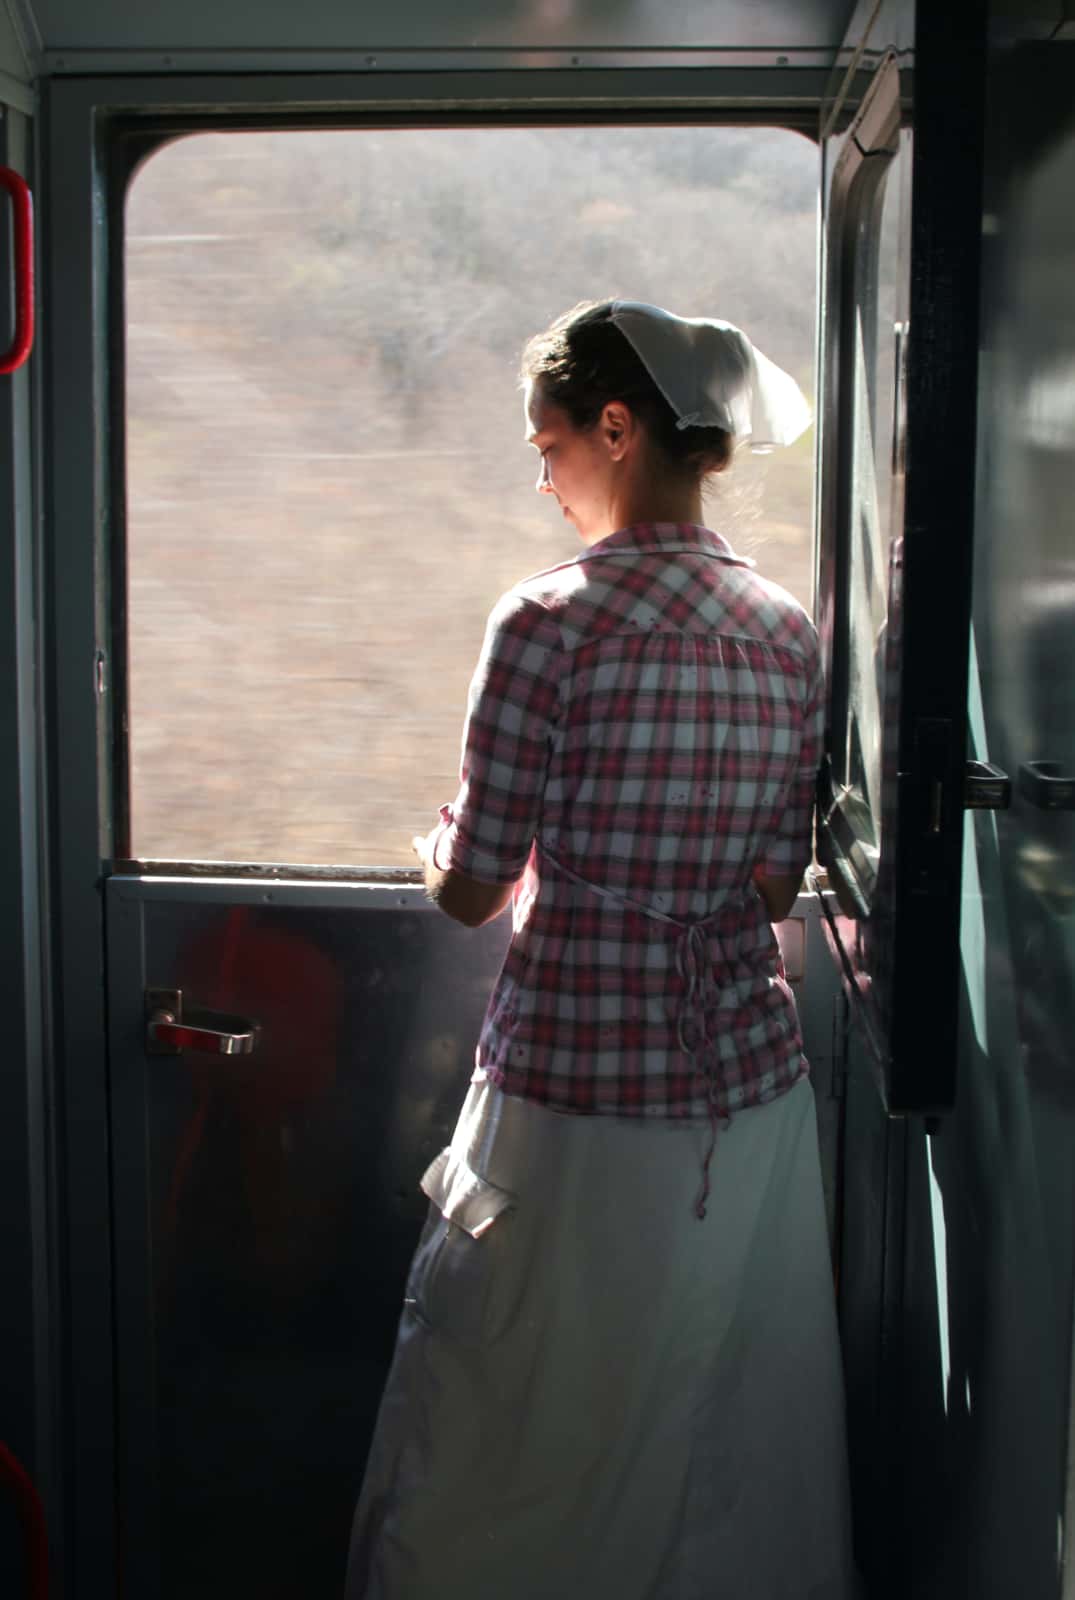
(438, 592), (562, 885)
(758, 639), (824, 878)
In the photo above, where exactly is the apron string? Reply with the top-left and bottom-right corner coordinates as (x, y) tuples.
(536, 839), (743, 1219)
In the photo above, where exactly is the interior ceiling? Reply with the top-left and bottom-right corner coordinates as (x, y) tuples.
(15, 0), (855, 56)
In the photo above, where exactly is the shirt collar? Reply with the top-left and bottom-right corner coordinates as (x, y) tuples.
(575, 521), (755, 569)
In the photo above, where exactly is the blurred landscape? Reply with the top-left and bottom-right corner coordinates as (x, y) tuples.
(126, 125), (818, 866)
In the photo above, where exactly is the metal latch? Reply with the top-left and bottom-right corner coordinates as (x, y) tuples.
(964, 760), (1011, 810)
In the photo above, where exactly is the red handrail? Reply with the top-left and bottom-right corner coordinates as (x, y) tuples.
(0, 165), (34, 374)
(0, 1440), (48, 1598)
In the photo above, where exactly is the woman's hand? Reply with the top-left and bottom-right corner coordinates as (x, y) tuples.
(412, 831), (435, 865)
(752, 867), (804, 923)
(411, 823), (514, 927)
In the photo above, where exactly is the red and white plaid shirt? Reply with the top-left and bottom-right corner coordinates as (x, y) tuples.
(436, 522), (823, 1121)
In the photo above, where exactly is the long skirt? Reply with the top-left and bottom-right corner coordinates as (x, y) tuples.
(345, 1071), (855, 1600)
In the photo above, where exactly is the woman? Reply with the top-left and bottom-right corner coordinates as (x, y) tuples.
(345, 301), (854, 1600)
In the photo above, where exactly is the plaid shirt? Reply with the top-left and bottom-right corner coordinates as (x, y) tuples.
(437, 522), (823, 1121)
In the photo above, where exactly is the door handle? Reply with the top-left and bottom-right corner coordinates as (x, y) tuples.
(145, 987), (258, 1057)
(0, 166), (34, 374)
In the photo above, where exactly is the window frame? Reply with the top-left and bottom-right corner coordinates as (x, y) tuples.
(816, 55), (902, 920)
(104, 90), (822, 877)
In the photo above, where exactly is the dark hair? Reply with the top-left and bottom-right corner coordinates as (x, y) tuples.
(520, 300), (734, 481)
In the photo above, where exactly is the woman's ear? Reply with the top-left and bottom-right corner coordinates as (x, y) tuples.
(600, 400), (635, 461)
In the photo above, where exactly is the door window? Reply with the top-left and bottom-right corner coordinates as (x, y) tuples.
(123, 126), (818, 868)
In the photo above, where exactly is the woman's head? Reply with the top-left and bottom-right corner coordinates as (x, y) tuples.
(520, 300), (809, 545)
(520, 300), (734, 487)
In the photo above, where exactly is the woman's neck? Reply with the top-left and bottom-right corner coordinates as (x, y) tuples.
(576, 424), (707, 547)
(601, 468), (704, 542)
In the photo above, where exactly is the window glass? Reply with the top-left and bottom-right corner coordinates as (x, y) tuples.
(841, 142), (908, 877)
(125, 127), (818, 866)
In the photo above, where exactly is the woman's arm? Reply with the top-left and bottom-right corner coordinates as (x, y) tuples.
(413, 831), (515, 928)
(412, 593), (560, 927)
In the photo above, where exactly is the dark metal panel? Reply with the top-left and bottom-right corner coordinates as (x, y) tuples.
(883, 0), (986, 1109)
(104, 881), (498, 1597)
(0, 0), (36, 88)
(0, 98), (56, 1598)
(28, 0), (849, 56)
(42, 55), (835, 85)
(40, 76), (119, 1597)
(832, 0), (914, 58)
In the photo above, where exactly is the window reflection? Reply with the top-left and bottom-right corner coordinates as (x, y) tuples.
(842, 141), (908, 875)
(125, 127), (817, 866)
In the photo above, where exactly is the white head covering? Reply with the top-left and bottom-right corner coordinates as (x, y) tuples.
(609, 300), (811, 452)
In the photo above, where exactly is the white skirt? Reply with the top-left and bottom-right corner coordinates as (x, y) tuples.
(346, 1073), (855, 1600)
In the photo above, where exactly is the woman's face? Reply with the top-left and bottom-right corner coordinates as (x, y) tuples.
(524, 379), (617, 546)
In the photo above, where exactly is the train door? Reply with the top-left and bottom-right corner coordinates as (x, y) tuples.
(890, 34), (1075, 1599)
(0, 52), (47, 1596)
(43, 79), (829, 1597)
(816, 11), (1075, 1597)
